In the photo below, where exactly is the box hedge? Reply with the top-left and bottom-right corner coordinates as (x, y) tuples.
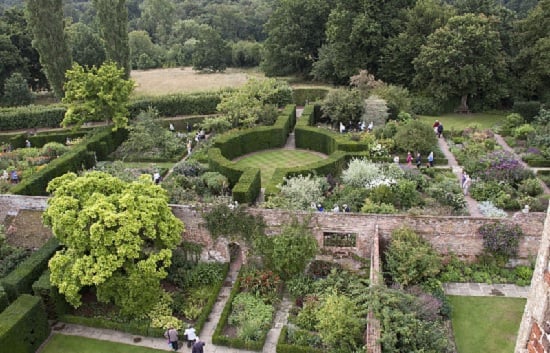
(32, 270), (69, 320)
(0, 238), (60, 302)
(232, 168), (261, 204)
(0, 294), (50, 353)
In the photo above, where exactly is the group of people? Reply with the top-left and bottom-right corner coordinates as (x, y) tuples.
(1, 170), (19, 184)
(339, 121), (374, 133)
(433, 119), (444, 138)
(314, 203), (351, 213)
(164, 325), (206, 352)
(402, 151), (434, 169)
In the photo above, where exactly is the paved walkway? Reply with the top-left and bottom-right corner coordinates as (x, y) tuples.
(443, 282), (530, 298)
(436, 136), (483, 217)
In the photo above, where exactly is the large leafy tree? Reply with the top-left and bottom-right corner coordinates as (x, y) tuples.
(43, 172), (184, 317)
(413, 13), (507, 112)
(93, 0), (131, 78)
(379, 0), (454, 86)
(511, 0), (550, 101)
(191, 25), (230, 72)
(62, 61), (134, 129)
(25, 0), (72, 99)
(138, 0), (176, 45)
(262, 0), (333, 77)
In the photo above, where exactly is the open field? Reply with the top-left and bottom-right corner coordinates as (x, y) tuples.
(233, 149), (327, 186)
(449, 296), (525, 353)
(419, 112), (506, 131)
(131, 67), (265, 96)
(40, 334), (167, 353)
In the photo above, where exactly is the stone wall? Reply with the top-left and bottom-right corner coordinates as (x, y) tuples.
(515, 207), (550, 353)
(0, 195), (544, 264)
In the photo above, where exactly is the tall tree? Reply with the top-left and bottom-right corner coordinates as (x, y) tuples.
(191, 25), (230, 72)
(43, 171), (184, 317)
(413, 14), (507, 112)
(93, 0), (131, 78)
(25, 0), (72, 99)
(262, 0), (332, 77)
(511, 0), (550, 101)
(379, 0), (454, 86)
(66, 22), (106, 68)
(62, 61), (134, 129)
(0, 34), (24, 96)
(138, 0), (175, 45)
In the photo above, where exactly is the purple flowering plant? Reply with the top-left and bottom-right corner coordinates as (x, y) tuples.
(474, 151), (533, 185)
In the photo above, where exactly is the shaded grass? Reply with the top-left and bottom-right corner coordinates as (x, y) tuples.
(449, 296), (525, 353)
(41, 334), (167, 353)
(232, 149), (326, 186)
(418, 112), (506, 131)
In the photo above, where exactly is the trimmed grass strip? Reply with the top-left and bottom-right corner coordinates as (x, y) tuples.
(40, 334), (168, 353)
(449, 295), (525, 353)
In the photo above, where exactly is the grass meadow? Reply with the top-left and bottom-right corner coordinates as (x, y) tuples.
(449, 296), (525, 353)
(232, 149), (327, 186)
(418, 112), (506, 131)
(40, 334), (167, 353)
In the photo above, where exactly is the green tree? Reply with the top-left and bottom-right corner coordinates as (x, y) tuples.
(511, 0), (550, 101)
(413, 13), (507, 112)
(261, 0), (333, 76)
(25, 0), (72, 99)
(254, 220), (318, 280)
(320, 88), (364, 127)
(62, 61), (134, 129)
(2, 71), (33, 106)
(66, 22), (106, 68)
(231, 40), (262, 68)
(379, 0), (454, 86)
(43, 171), (184, 317)
(128, 30), (164, 70)
(216, 77), (292, 127)
(0, 34), (24, 96)
(393, 119), (437, 154)
(93, 0), (131, 78)
(138, 0), (175, 45)
(192, 26), (230, 72)
(384, 227), (442, 287)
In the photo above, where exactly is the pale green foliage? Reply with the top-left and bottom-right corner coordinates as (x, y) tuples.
(43, 171), (184, 318)
(200, 115), (232, 134)
(62, 62), (134, 130)
(321, 88), (364, 126)
(267, 175), (327, 210)
(229, 292), (274, 342)
(216, 78), (292, 127)
(148, 291), (183, 330)
(254, 220), (318, 280)
(385, 227), (442, 287)
(316, 292), (363, 352)
(342, 158), (403, 189)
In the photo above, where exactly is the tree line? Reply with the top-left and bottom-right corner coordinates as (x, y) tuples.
(0, 0), (547, 111)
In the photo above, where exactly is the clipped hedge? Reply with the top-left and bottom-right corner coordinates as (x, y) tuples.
(10, 127), (128, 196)
(276, 325), (325, 353)
(0, 105), (66, 131)
(0, 286), (8, 313)
(232, 168), (261, 204)
(208, 148), (245, 186)
(193, 262), (230, 334)
(524, 158), (550, 168)
(0, 238), (60, 302)
(32, 270), (69, 320)
(0, 294), (50, 353)
(128, 92), (222, 118)
(292, 88), (329, 106)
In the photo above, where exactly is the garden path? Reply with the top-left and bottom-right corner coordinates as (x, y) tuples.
(436, 136), (483, 217)
(493, 133), (550, 195)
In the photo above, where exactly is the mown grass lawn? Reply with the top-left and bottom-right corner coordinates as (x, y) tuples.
(41, 334), (167, 353)
(418, 112), (507, 131)
(449, 296), (525, 353)
(232, 149), (326, 186)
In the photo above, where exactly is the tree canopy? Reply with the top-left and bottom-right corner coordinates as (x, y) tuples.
(62, 61), (134, 129)
(43, 171), (184, 317)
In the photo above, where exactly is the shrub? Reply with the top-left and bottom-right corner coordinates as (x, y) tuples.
(393, 119), (437, 154)
(478, 223), (522, 262)
(385, 227), (442, 287)
(361, 199), (398, 214)
(518, 178), (544, 196)
(512, 101), (541, 123)
(228, 292), (274, 342)
(265, 175), (328, 211)
(478, 201), (507, 217)
(513, 124), (536, 140)
(2, 72), (33, 107)
(474, 151), (533, 185)
(498, 113), (524, 136)
(40, 142), (70, 158)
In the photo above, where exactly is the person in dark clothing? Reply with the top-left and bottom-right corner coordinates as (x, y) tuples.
(192, 338), (206, 353)
(415, 152), (422, 168)
(437, 123), (444, 138)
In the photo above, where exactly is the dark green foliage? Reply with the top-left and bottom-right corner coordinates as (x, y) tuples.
(0, 294), (50, 353)
(11, 127), (128, 195)
(0, 238), (59, 302)
(2, 72), (33, 107)
(26, 131), (87, 149)
(513, 101), (541, 123)
(232, 168), (261, 205)
(32, 270), (69, 319)
(277, 326), (325, 353)
(0, 236), (29, 279)
(478, 223), (522, 262)
(393, 119), (438, 154)
(203, 204), (265, 242)
(0, 286), (8, 313)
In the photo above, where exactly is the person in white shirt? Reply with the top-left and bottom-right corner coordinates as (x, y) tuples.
(184, 325), (197, 347)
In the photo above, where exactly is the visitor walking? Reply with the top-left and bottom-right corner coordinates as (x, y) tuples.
(462, 173), (472, 196)
(169, 123), (175, 133)
(192, 337), (206, 353)
(415, 152), (422, 168)
(437, 123), (444, 138)
(427, 152), (434, 167)
(184, 325), (197, 348)
(406, 151), (412, 167)
(187, 140), (192, 156)
(164, 327), (179, 351)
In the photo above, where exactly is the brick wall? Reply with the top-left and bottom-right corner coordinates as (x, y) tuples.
(515, 207), (550, 353)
